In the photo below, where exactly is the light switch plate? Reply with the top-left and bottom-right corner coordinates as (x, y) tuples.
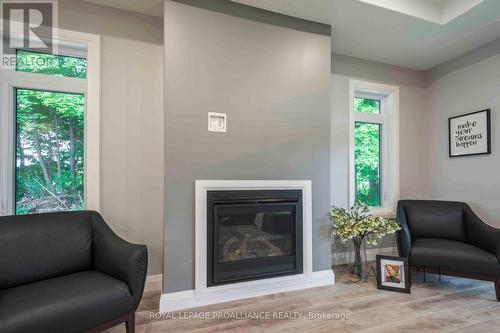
(208, 112), (227, 132)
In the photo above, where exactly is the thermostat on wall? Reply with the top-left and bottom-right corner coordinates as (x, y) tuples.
(208, 112), (227, 132)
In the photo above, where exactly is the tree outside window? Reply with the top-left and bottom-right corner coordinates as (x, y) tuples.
(14, 51), (86, 214)
(354, 98), (382, 207)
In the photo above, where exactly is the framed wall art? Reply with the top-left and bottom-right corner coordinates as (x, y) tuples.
(449, 109), (491, 157)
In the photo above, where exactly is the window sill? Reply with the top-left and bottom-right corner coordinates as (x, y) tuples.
(370, 210), (396, 219)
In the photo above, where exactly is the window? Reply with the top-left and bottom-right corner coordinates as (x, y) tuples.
(15, 88), (85, 214)
(355, 121), (381, 207)
(0, 29), (100, 216)
(349, 80), (399, 215)
(16, 49), (87, 79)
(355, 97), (380, 114)
(11, 51), (86, 215)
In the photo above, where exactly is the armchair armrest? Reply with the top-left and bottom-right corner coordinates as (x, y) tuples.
(396, 201), (412, 258)
(90, 212), (148, 311)
(465, 205), (500, 263)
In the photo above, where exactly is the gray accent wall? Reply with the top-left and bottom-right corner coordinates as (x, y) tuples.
(164, 0), (332, 293)
(426, 37), (500, 227)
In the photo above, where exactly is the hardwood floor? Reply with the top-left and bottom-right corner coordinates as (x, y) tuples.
(105, 266), (500, 333)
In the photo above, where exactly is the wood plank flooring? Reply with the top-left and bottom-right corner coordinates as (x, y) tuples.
(105, 265), (500, 333)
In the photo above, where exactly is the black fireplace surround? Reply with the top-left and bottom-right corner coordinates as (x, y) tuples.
(207, 190), (303, 286)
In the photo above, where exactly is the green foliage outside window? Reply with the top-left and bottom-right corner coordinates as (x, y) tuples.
(354, 98), (381, 207)
(16, 49), (87, 79)
(354, 97), (379, 114)
(16, 89), (85, 214)
(14, 50), (86, 214)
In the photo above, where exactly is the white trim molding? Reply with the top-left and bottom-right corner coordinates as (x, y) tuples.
(160, 269), (335, 313)
(159, 180), (335, 313)
(195, 180), (314, 293)
(348, 79), (400, 216)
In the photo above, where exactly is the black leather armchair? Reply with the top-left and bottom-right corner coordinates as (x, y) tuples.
(397, 200), (500, 300)
(0, 211), (148, 333)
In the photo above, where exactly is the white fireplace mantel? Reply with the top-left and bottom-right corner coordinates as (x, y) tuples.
(159, 180), (335, 313)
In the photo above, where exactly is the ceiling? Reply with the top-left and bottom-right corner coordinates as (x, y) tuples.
(81, 0), (163, 17)
(232, 0), (500, 70)
(84, 0), (500, 70)
(359, 0), (485, 24)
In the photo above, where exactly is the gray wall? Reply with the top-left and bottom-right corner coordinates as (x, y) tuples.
(59, 1), (164, 275)
(425, 37), (500, 227)
(164, 0), (331, 293)
(331, 54), (430, 255)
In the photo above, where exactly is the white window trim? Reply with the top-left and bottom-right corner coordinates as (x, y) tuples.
(348, 79), (399, 216)
(0, 27), (101, 214)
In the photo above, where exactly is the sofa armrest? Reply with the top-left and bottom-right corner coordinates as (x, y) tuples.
(465, 205), (500, 263)
(396, 201), (412, 258)
(91, 212), (148, 311)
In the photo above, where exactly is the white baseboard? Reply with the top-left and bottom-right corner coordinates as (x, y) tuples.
(332, 246), (397, 266)
(145, 274), (162, 292)
(159, 269), (335, 313)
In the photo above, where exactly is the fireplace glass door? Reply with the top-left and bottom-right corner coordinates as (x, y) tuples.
(207, 190), (303, 286)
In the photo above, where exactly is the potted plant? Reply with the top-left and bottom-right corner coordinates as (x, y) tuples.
(330, 202), (400, 277)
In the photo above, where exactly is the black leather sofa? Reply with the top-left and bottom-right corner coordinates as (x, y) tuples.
(397, 200), (500, 300)
(0, 211), (148, 333)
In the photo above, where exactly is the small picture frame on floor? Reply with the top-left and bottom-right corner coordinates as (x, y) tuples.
(376, 255), (411, 294)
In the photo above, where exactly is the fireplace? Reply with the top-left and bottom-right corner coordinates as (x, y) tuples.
(158, 180), (333, 312)
(207, 190), (303, 286)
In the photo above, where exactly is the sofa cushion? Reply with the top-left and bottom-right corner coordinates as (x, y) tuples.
(402, 200), (467, 242)
(410, 238), (500, 277)
(0, 271), (134, 333)
(0, 211), (94, 289)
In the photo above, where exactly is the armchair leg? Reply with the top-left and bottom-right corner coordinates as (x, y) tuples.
(495, 279), (500, 302)
(126, 312), (135, 333)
